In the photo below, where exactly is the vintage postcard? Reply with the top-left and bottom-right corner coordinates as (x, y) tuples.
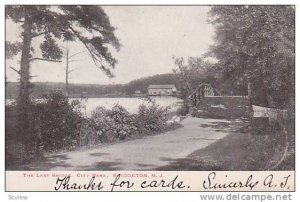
(4, 5), (295, 192)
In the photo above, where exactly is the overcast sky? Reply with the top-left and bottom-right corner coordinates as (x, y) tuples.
(6, 6), (215, 84)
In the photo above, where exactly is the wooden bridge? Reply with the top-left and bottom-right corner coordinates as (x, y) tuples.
(187, 83), (215, 109)
(187, 83), (249, 117)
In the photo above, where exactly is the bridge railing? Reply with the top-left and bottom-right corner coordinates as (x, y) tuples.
(188, 85), (204, 108)
(187, 83), (214, 111)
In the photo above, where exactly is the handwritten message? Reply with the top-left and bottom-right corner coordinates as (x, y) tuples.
(6, 171), (294, 191)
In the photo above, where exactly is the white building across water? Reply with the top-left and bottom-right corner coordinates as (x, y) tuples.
(147, 84), (177, 96)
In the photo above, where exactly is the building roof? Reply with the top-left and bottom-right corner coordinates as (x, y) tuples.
(148, 84), (176, 89)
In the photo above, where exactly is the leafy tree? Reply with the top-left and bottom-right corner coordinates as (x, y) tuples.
(5, 6), (120, 145)
(173, 57), (221, 98)
(208, 6), (294, 108)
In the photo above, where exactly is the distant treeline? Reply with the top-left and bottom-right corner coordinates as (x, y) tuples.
(6, 73), (181, 98)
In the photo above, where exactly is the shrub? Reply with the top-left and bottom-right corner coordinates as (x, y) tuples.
(32, 91), (84, 152)
(176, 100), (189, 116)
(91, 104), (137, 141)
(78, 119), (98, 147)
(135, 102), (169, 133)
(90, 102), (171, 140)
(6, 91), (86, 162)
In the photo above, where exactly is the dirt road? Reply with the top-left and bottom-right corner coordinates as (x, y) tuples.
(22, 116), (233, 170)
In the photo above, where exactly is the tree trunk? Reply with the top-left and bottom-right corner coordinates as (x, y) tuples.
(18, 17), (33, 147)
(65, 46), (69, 97)
(247, 81), (252, 110)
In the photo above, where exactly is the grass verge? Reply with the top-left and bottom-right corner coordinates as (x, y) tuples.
(157, 120), (294, 171)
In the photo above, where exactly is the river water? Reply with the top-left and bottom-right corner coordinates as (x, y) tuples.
(6, 96), (183, 117)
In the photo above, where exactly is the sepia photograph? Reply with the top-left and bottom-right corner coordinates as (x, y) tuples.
(5, 4), (294, 177)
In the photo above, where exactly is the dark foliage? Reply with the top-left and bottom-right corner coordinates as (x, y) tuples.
(208, 6), (294, 108)
(6, 91), (85, 165)
(32, 91), (84, 152)
(90, 102), (171, 142)
(173, 57), (247, 100)
(135, 102), (169, 133)
(91, 105), (137, 142)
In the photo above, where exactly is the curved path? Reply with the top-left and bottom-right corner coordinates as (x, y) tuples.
(22, 117), (237, 170)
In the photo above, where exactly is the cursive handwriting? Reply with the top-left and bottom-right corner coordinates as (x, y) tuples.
(54, 174), (188, 191)
(110, 174), (134, 191)
(141, 175), (186, 189)
(53, 172), (291, 191)
(55, 176), (103, 191)
(203, 172), (259, 190)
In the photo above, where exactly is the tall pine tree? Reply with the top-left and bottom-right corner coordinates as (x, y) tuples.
(6, 6), (120, 145)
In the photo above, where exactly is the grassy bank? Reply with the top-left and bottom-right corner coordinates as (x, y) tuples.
(157, 128), (294, 171)
(192, 96), (250, 119)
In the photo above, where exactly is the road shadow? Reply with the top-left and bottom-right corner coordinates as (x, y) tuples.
(17, 154), (72, 170)
(89, 152), (109, 157)
(76, 161), (122, 171)
(157, 157), (223, 171)
(199, 119), (249, 134)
